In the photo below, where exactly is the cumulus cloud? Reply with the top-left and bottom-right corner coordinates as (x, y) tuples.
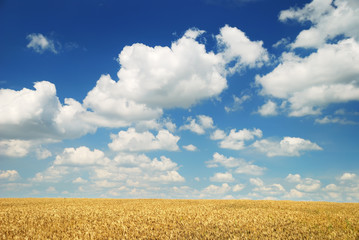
(257, 100), (278, 116)
(183, 144), (197, 151)
(210, 129), (226, 140)
(232, 184), (245, 192)
(206, 152), (265, 175)
(210, 172), (235, 182)
(284, 189), (305, 199)
(250, 178), (285, 196)
(257, 39), (359, 117)
(216, 128), (263, 150)
(26, 33), (57, 54)
(72, 177), (88, 184)
(340, 172), (356, 181)
(84, 26), (268, 126)
(217, 25), (269, 73)
(180, 115), (214, 134)
(279, 0), (359, 49)
(252, 137), (322, 157)
(0, 170), (20, 181)
(0, 140), (31, 158)
(315, 116), (357, 125)
(54, 146), (109, 165)
(201, 183), (231, 196)
(285, 173), (301, 183)
(224, 94), (250, 112)
(0, 81), (96, 142)
(257, 0), (359, 117)
(108, 128), (179, 152)
(295, 178), (321, 192)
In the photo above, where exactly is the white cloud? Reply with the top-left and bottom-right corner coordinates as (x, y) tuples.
(0, 140), (31, 158)
(35, 148), (52, 160)
(210, 129), (226, 140)
(285, 189), (305, 199)
(210, 172), (234, 182)
(295, 178), (321, 192)
(0, 170), (20, 181)
(252, 137), (322, 157)
(256, 39), (359, 117)
(206, 152), (265, 175)
(183, 144), (197, 151)
(315, 116), (357, 125)
(340, 172), (357, 181)
(108, 128), (179, 152)
(46, 186), (57, 193)
(217, 128), (263, 150)
(180, 115), (214, 135)
(72, 177), (88, 184)
(279, 0), (359, 49)
(285, 173), (301, 183)
(225, 94), (250, 112)
(250, 178), (285, 196)
(217, 25), (269, 73)
(149, 170), (185, 183)
(257, 100), (278, 116)
(323, 184), (339, 191)
(26, 33), (57, 54)
(54, 146), (109, 166)
(232, 184), (245, 192)
(0, 81), (96, 142)
(202, 183), (231, 195)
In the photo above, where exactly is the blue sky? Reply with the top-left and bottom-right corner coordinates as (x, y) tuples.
(1, 0), (359, 201)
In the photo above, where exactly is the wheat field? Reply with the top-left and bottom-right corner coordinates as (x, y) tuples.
(0, 198), (358, 239)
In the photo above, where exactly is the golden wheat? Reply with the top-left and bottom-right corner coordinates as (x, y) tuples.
(0, 198), (358, 239)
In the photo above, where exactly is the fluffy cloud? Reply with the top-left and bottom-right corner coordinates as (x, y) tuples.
(216, 128), (263, 150)
(257, 0), (359, 117)
(232, 184), (245, 192)
(225, 94), (250, 112)
(201, 183), (231, 196)
(72, 177), (88, 184)
(340, 172), (356, 181)
(108, 128), (179, 152)
(279, 0), (359, 49)
(206, 152), (265, 175)
(0, 81), (96, 141)
(210, 172), (234, 182)
(250, 178), (285, 196)
(0, 170), (20, 181)
(295, 178), (321, 192)
(84, 26), (268, 126)
(0, 140), (31, 158)
(180, 115), (214, 135)
(285, 173), (301, 183)
(315, 116), (357, 125)
(26, 33), (57, 54)
(284, 189), (305, 199)
(257, 100), (278, 116)
(252, 137), (322, 157)
(217, 25), (269, 73)
(54, 146), (109, 165)
(183, 144), (197, 151)
(257, 39), (359, 116)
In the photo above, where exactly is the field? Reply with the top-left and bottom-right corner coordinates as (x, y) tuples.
(0, 198), (358, 239)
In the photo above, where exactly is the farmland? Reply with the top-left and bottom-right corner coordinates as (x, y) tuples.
(0, 198), (358, 239)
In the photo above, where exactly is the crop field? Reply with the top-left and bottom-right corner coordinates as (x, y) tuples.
(0, 198), (358, 239)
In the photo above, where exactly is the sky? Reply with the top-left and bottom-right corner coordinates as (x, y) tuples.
(0, 0), (359, 201)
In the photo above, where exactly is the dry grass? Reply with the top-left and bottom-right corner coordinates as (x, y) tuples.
(0, 198), (358, 239)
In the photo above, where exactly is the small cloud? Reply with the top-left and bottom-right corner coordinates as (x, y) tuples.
(46, 186), (57, 193)
(340, 173), (356, 181)
(252, 137), (322, 157)
(257, 100), (278, 116)
(272, 37), (290, 48)
(72, 177), (88, 184)
(315, 116), (357, 125)
(210, 172), (234, 182)
(180, 115), (214, 135)
(285, 173), (301, 183)
(225, 94), (250, 113)
(26, 33), (57, 54)
(183, 144), (197, 151)
(0, 170), (20, 181)
(232, 184), (245, 192)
